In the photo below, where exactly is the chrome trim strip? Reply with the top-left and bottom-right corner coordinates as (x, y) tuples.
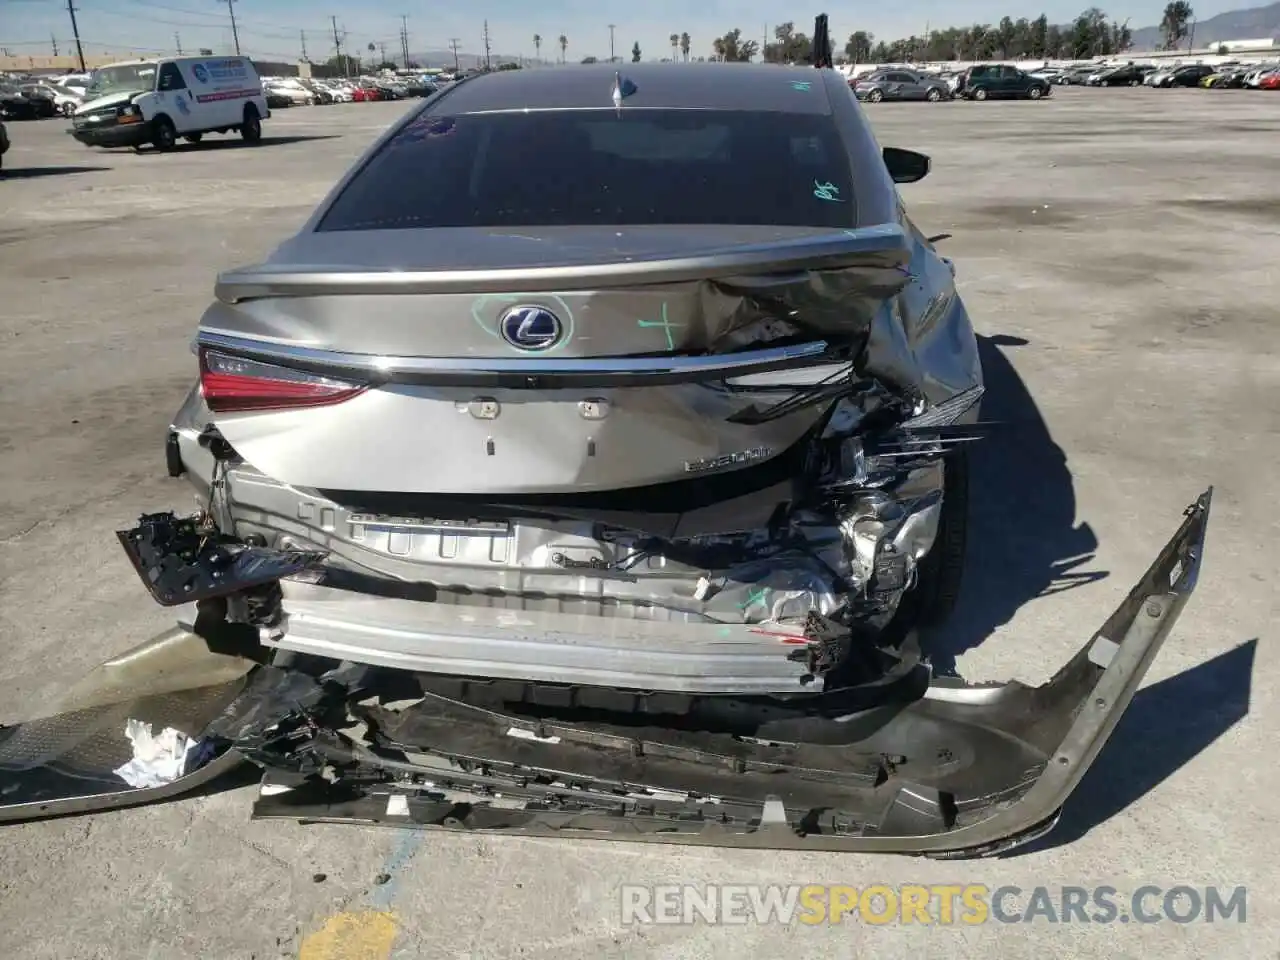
(196, 331), (832, 384)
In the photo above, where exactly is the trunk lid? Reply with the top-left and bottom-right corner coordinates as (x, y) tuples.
(196, 225), (913, 495)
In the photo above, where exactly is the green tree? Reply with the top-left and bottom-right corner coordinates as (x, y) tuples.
(1029, 15), (1049, 56)
(712, 29), (757, 62)
(764, 21), (812, 63)
(533, 34), (542, 62)
(845, 31), (873, 62)
(325, 54), (359, 73)
(632, 41), (642, 62)
(558, 34), (568, 63)
(669, 33), (679, 60)
(680, 31), (690, 61)
(1160, 1), (1194, 50)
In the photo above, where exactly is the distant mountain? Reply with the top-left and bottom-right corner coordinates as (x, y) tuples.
(408, 48), (526, 69)
(1127, 1), (1280, 50)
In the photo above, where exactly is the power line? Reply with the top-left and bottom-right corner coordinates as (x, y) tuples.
(482, 20), (490, 70)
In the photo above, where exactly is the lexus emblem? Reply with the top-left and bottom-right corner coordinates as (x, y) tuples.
(499, 305), (564, 352)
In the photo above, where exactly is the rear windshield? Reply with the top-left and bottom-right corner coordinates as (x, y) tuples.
(317, 109), (856, 232)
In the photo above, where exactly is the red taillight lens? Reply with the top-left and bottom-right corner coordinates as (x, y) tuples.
(199, 348), (367, 413)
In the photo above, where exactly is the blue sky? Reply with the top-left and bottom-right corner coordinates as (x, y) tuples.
(0, 0), (1254, 65)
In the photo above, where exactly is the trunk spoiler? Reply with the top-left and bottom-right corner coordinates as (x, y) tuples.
(0, 490), (1212, 859)
(213, 224), (912, 302)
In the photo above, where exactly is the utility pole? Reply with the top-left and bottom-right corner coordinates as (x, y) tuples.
(299, 30), (307, 61)
(449, 38), (460, 71)
(66, 0), (85, 71)
(379, 40), (388, 65)
(175, 32), (183, 55)
(764, 25), (769, 61)
(51, 33), (59, 56)
(1187, 17), (1197, 52)
(483, 21), (491, 70)
(608, 23), (615, 62)
(332, 15), (348, 76)
(400, 15), (409, 68)
(221, 0), (241, 56)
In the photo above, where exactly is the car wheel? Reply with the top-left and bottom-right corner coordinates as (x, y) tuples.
(240, 105), (262, 143)
(61, 101), (76, 117)
(183, 133), (203, 144)
(1028, 86), (1043, 100)
(926, 87), (942, 101)
(972, 87), (989, 101)
(867, 88), (884, 102)
(151, 115), (176, 152)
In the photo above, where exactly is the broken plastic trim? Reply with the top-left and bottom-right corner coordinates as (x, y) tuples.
(116, 512), (327, 607)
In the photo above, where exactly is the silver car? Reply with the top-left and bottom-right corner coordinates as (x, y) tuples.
(141, 63), (980, 696)
(853, 69), (952, 102)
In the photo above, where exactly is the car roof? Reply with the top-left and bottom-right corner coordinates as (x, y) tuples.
(434, 62), (835, 115)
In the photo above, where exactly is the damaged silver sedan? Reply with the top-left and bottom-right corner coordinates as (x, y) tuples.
(0, 55), (1213, 857)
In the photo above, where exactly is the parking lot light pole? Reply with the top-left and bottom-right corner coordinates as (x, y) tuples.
(609, 24), (615, 63)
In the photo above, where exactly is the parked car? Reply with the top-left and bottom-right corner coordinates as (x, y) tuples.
(1030, 67), (1066, 83)
(22, 81), (83, 116)
(0, 80), (51, 119)
(1151, 64), (1215, 87)
(1059, 64), (1104, 84)
(852, 69), (952, 102)
(262, 78), (315, 106)
(1243, 63), (1279, 87)
(1260, 72), (1280, 90)
(1085, 64), (1154, 86)
(0, 119), (8, 171)
(351, 84), (379, 101)
(957, 64), (1051, 100)
(264, 89), (294, 110)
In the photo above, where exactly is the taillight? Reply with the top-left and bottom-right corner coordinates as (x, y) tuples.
(199, 348), (367, 413)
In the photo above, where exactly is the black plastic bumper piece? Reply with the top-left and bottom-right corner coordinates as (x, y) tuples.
(165, 430), (185, 477)
(116, 511), (326, 606)
(249, 489), (1213, 858)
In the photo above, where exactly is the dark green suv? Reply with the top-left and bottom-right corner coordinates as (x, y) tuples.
(958, 64), (1053, 101)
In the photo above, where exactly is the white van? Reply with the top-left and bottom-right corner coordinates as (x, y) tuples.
(70, 56), (269, 151)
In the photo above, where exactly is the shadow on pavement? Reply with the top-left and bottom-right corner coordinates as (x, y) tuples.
(926, 333), (1107, 675)
(1010, 639), (1256, 856)
(0, 165), (111, 179)
(170, 134), (341, 152)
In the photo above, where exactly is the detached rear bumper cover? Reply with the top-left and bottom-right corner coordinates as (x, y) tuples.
(0, 491), (1210, 857)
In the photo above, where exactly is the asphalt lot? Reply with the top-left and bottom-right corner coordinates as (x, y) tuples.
(0, 88), (1277, 959)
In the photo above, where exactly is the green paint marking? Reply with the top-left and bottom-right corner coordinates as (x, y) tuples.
(738, 586), (768, 610)
(636, 302), (683, 351)
(791, 81), (812, 91)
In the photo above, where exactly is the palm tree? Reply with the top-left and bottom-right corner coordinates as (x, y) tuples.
(558, 34), (567, 64)
(533, 34), (542, 64)
(680, 31), (690, 61)
(669, 33), (679, 61)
